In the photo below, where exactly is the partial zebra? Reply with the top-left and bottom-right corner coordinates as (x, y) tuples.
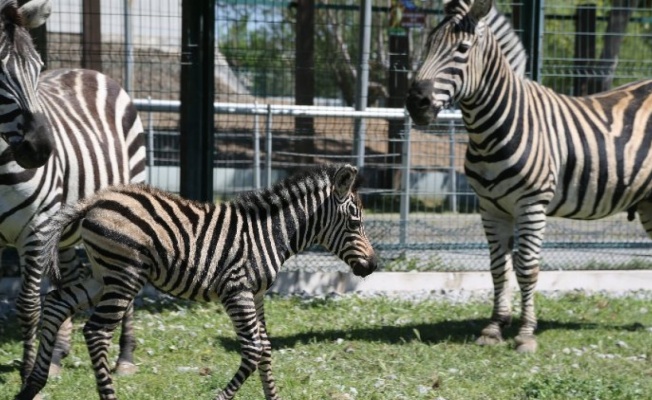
(17, 164), (378, 400)
(0, 0), (144, 380)
(406, 0), (652, 353)
(486, 5), (526, 77)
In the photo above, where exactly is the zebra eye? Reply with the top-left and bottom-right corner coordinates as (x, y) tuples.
(457, 42), (471, 54)
(349, 219), (362, 230)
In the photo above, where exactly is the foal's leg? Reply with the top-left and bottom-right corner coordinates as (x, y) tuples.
(215, 291), (263, 400)
(84, 279), (144, 400)
(114, 302), (138, 375)
(255, 295), (279, 400)
(15, 278), (103, 400)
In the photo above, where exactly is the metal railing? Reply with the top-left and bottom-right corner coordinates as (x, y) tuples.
(134, 98), (463, 248)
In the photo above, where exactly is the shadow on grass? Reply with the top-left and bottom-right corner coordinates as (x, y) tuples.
(214, 317), (649, 353)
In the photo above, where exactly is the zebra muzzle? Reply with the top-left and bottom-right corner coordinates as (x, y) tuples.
(11, 114), (54, 169)
(350, 256), (378, 277)
(406, 81), (439, 126)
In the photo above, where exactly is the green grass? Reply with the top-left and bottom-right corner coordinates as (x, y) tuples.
(1, 293), (651, 399)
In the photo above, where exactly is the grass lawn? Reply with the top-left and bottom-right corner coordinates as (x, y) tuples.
(1, 292), (651, 400)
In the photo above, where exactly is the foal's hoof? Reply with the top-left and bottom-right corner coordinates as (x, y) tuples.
(49, 363), (62, 377)
(514, 334), (538, 353)
(114, 361), (138, 376)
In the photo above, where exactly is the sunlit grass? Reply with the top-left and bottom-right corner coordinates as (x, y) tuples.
(1, 293), (651, 399)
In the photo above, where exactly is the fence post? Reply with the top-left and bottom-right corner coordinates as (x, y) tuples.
(519, 0), (544, 81)
(449, 119), (457, 213)
(265, 104), (273, 187)
(399, 112), (412, 247)
(147, 96), (154, 184)
(574, 4), (597, 96)
(353, 0), (372, 169)
(180, 0), (215, 201)
(254, 102), (261, 189)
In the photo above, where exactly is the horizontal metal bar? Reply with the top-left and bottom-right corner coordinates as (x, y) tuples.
(132, 98), (462, 121)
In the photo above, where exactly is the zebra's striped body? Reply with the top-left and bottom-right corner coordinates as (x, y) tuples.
(0, 0), (144, 379)
(406, 0), (652, 352)
(17, 164), (378, 400)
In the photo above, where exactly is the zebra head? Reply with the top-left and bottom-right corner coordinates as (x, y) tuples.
(0, 0), (53, 169)
(320, 164), (378, 277)
(406, 0), (494, 126)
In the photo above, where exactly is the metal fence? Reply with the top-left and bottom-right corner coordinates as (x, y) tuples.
(2, 0), (652, 277)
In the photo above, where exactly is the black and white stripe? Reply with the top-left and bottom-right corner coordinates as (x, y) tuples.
(16, 164), (378, 400)
(406, 0), (652, 353)
(0, 0), (144, 381)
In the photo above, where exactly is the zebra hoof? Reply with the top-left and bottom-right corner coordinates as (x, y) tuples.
(514, 335), (538, 353)
(114, 361), (138, 376)
(476, 325), (503, 346)
(476, 334), (503, 346)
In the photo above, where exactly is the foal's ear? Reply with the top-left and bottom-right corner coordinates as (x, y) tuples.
(469, 0), (493, 21)
(19, 0), (51, 29)
(333, 164), (358, 198)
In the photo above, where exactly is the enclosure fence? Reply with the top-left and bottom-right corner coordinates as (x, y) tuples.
(134, 100), (652, 273)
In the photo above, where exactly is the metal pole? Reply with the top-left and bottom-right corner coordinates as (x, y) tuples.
(449, 120), (457, 213)
(353, 0), (372, 168)
(124, 0), (133, 93)
(399, 112), (412, 247)
(265, 104), (273, 187)
(253, 102), (261, 189)
(180, 0), (215, 201)
(147, 96), (154, 184)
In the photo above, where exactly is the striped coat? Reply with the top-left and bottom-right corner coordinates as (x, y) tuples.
(0, 0), (144, 380)
(406, 0), (652, 352)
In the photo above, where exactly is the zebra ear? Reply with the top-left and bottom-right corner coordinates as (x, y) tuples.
(18, 0), (51, 29)
(468, 0), (493, 21)
(333, 164), (358, 198)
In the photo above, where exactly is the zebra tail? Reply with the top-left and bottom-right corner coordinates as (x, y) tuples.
(38, 203), (89, 284)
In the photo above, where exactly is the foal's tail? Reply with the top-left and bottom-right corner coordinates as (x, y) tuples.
(38, 202), (90, 283)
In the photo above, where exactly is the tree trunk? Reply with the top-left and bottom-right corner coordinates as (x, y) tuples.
(586, 0), (638, 93)
(295, 0), (315, 165)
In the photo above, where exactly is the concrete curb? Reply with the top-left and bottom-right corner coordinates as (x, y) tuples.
(2, 270), (652, 299)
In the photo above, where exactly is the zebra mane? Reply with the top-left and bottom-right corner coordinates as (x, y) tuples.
(233, 164), (361, 210)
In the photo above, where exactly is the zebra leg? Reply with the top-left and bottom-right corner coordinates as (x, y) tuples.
(255, 296), (279, 400)
(15, 256), (43, 382)
(49, 248), (83, 377)
(16, 278), (103, 400)
(84, 280), (144, 400)
(512, 209), (546, 354)
(216, 291), (264, 400)
(114, 302), (138, 375)
(476, 213), (515, 346)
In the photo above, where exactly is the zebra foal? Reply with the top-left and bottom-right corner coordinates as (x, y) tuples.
(16, 164), (378, 400)
(406, 0), (652, 353)
(0, 0), (143, 381)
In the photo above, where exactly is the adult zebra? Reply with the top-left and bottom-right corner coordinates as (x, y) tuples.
(0, 0), (144, 380)
(16, 164), (378, 400)
(406, 0), (652, 353)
